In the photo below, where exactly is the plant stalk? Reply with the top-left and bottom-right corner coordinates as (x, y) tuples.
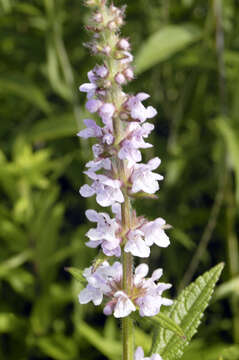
(121, 193), (134, 360)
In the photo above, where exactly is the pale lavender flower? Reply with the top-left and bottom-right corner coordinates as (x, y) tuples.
(99, 103), (115, 124)
(113, 291), (136, 318)
(80, 173), (124, 207)
(79, 71), (97, 99)
(141, 218), (170, 248)
(134, 347), (162, 360)
(118, 122), (154, 166)
(134, 265), (173, 317)
(85, 209), (121, 256)
(86, 158), (112, 172)
(131, 157), (163, 194)
(79, 262), (172, 318)
(126, 93), (157, 123)
(124, 229), (150, 258)
(78, 284), (103, 306)
(86, 99), (103, 113)
(77, 119), (102, 139)
(94, 64), (108, 78)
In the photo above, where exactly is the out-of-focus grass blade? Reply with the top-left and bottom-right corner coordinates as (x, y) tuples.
(215, 117), (239, 205)
(78, 321), (121, 360)
(0, 0), (12, 13)
(27, 113), (78, 142)
(213, 276), (239, 301)
(0, 249), (33, 278)
(0, 74), (51, 113)
(135, 24), (201, 74)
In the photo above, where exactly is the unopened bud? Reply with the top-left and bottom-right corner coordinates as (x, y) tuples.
(124, 67), (134, 81)
(115, 72), (126, 85)
(93, 12), (103, 23)
(102, 45), (111, 56)
(119, 112), (129, 121)
(117, 38), (130, 51)
(107, 21), (117, 31)
(104, 80), (112, 88)
(94, 65), (108, 78)
(115, 16), (123, 26)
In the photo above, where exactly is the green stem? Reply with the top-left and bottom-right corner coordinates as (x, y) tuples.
(121, 194), (134, 360)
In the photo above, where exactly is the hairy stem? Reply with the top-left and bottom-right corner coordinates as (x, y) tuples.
(121, 193), (134, 360)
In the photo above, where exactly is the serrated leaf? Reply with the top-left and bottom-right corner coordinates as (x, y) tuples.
(151, 313), (186, 339)
(135, 24), (201, 74)
(65, 267), (85, 284)
(151, 263), (224, 360)
(132, 312), (185, 340)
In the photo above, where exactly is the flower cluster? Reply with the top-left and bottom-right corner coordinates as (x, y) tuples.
(79, 262), (172, 318)
(77, 1), (172, 359)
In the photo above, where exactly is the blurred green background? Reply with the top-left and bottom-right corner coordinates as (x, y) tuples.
(0, 0), (239, 359)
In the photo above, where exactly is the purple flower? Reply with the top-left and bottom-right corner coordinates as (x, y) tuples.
(126, 93), (157, 123)
(124, 229), (150, 258)
(79, 71), (97, 99)
(86, 99), (103, 113)
(113, 291), (136, 318)
(99, 103), (115, 125)
(94, 65), (108, 78)
(85, 209), (121, 256)
(134, 265), (173, 317)
(131, 157), (163, 194)
(141, 218), (170, 248)
(80, 172), (124, 207)
(118, 122), (154, 166)
(77, 119), (102, 139)
(79, 262), (172, 318)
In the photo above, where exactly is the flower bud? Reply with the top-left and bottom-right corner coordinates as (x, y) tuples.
(119, 112), (129, 121)
(115, 16), (123, 26)
(117, 38), (130, 51)
(107, 20), (117, 31)
(94, 65), (108, 78)
(102, 45), (111, 56)
(93, 12), (103, 23)
(123, 67), (134, 81)
(115, 72), (126, 85)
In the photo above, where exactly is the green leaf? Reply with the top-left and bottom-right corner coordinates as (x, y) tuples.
(135, 24), (201, 74)
(0, 74), (51, 113)
(151, 263), (224, 359)
(65, 267), (85, 284)
(151, 312), (186, 339)
(132, 312), (185, 340)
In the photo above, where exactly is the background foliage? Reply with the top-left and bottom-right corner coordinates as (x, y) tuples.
(0, 0), (239, 359)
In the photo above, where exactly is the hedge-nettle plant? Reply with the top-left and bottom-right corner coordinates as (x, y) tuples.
(71, 1), (224, 359)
